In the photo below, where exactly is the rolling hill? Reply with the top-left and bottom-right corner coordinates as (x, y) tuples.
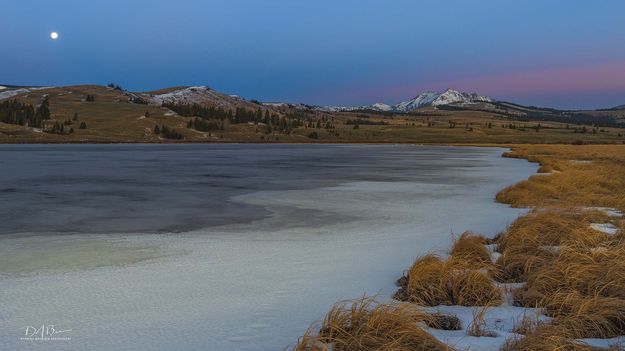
(1, 84), (624, 144)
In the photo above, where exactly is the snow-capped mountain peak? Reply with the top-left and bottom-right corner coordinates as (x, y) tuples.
(310, 89), (492, 113)
(370, 103), (393, 112)
(393, 89), (491, 112)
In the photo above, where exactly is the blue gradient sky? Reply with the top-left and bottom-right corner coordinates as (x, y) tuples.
(2, 0), (625, 109)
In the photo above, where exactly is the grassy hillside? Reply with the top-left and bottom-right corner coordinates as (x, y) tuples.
(1, 85), (624, 144)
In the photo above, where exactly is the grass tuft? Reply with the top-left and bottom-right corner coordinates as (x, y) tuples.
(425, 313), (462, 331)
(449, 232), (492, 269)
(467, 305), (497, 337)
(401, 253), (501, 306)
(292, 297), (450, 351)
(500, 325), (597, 351)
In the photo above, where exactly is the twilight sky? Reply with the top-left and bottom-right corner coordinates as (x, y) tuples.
(2, 0), (625, 109)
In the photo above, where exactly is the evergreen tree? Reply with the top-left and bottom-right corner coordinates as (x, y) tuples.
(35, 96), (51, 120)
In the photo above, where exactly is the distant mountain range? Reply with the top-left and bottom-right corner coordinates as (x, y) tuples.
(1, 83), (624, 144)
(1, 84), (622, 115)
(315, 89), (492, 113)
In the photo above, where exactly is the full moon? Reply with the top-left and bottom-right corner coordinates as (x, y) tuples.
(50, 32), (58, 39)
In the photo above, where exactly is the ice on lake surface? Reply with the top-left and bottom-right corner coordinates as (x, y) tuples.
(0, 144), (537, 351)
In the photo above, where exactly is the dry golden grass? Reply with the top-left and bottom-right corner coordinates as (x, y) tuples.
(519, 240), (625, 302)
(496, 144), (625, 344)
(467, 305), (497, 337)
(542, 291), (625, 338)
(3, 86), (625, 144)
(500, 325), (599, 351)
(425, 313), (462, 331)
(402, 252), (501, 307)
(511, 311), (545, 335)
(495, 208), (608, 282)
(449, 232), (492, 269)
(293, 145), (625, 351)
(497, 145), (625, 211)
(292, 297), (450, 351)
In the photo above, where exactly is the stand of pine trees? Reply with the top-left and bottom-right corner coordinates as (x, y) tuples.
(187, 117), (225, 132)
(163, 102), (303, 134)
(163, 102), (232, 120)
(0, 97), (51, 128)
(49, 121), (66, 134)
(154, 124), (183, 140)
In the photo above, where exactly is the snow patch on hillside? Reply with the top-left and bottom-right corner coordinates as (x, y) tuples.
(0, 88), (31, 101)
(0, 87), (55, 101)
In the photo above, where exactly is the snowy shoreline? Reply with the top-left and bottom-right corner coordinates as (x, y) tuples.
(0, 146), (537, 351)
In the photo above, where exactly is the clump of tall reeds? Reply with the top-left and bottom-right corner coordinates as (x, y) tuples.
(292, 297), (450, 351)
(395, 233), (501, 306)
(450, 232), (492, 268)
(495, 208), (607, 283)
(542, 291), (625, 339)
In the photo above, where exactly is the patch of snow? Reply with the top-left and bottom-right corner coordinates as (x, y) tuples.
(263, 102), (288, 107)
(370, 103), (393, 112)
(424, 294), (548, 351)
(538, 245), (561, 254)
(0, 88), (30, 100)
(590, 246), (609, 254)
(590, 223), (619, 235)
(579, 336), (625, 349)
(149, 86), (212, 105)
(145, 86), (257, 111)
(570, 160), (592, 164)
(314, 105), (360, 112)
(0, 86), (54, 101)
(485, 244), (501, 263)
(420, 282), (552, 351)
(585, 207), (624, 218)
(0, 86), (6, 90)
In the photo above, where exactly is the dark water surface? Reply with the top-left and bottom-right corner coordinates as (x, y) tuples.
(0, 144), (508, 235)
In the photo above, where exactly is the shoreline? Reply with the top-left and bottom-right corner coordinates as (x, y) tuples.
(292, 144), (625, 351)
(0, 145), (534, 351)
(0, 140), (623, 145)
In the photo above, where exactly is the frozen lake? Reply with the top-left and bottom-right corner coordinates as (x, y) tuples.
(0, 144), (537, 351)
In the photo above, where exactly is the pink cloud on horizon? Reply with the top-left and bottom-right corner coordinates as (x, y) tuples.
(307, 61), (625, 107)
(442, 61), (625, 97)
